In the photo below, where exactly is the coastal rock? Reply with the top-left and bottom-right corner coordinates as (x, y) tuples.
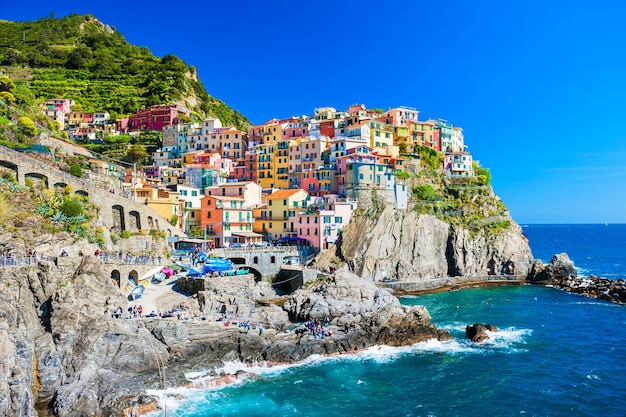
(337, 206), (534, 283)
(466, 323), (498, 343)
(282, 269), (399, 321)
(545, 253), (577, 283)
(0, 252), (451, 416)
(527, 253), (576, 284)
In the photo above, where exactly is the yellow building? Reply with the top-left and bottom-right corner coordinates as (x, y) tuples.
(369, 120), (394, 149)
(254, 189), (309, 240)
(256, 143), (275, 189)
(275, 139), (290, 189)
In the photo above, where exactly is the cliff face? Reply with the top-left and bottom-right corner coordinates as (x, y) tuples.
(0, 257), (450, 416)
(338, 205), (533, 282)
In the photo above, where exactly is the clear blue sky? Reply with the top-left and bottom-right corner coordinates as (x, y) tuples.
(2, 1), (626, 224)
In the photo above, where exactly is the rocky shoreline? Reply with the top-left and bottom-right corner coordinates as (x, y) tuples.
(2, 250), (625, 416)
(0, 257), (451, 416)
(527, 252), (626, 304)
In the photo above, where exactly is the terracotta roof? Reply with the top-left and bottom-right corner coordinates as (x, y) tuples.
(268, 189), (303, 199)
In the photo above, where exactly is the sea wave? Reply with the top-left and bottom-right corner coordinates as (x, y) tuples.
(144, 329), (532, 415)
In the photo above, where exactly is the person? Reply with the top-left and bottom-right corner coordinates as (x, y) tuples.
(61, 250), (68, 257)
(258, 323), (263, 335)
(138, 305), (143, 318)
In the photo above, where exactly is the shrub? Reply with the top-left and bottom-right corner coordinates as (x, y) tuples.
(395, 171), (410, 180)
(170, 214), (178, 227)
(24, 177), (33, 187)
(59, 198), (84, 218)
(412, 184), (440, 201)
(120, 230), (131, 239)
(17, 116), (38, 137)
(0, 91), (16, 103)
(69, 163), (83, 178)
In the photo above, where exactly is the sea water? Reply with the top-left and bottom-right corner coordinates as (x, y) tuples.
(148, 224), (626, 416)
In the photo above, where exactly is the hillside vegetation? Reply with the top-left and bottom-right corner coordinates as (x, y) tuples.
(0, 14), (250, 129)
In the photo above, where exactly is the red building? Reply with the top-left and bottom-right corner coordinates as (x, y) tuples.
(320, 120), (336, 138)
(127, 105), (190, 132)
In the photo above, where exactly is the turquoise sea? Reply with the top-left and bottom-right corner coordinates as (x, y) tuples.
(148, 224), (626, 417)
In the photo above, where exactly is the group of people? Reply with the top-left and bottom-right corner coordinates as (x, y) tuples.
(303, 315), (333, 340)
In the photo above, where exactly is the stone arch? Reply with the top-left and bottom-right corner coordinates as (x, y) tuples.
(75, 189), (89, 198)
(110, 270), (121, 287)
(246, 266), (263, 282)
(228, 257), (246, 265)
(253, 256), (259, 264)
(128, 270), (139, 285)
(0, 160), (18, 182)
(112, 205), (126, 233)
(487, 259), (496, 275)
(25, 172), (48, 188)
(54, 181), (68, 190)
(270, 255), (276, 264)
(147, 216), (154, 228)
(129, 210), (141, 232)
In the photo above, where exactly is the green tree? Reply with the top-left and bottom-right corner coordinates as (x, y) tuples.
(412, 184), (440, 201)
(17, 117), (38, 136)
(0, 76), (15, 92)
(0, 91), (16, 103)
(473, 161), (491, 185)
(59, 198), (84, 218)
(125, 145), (148, 165)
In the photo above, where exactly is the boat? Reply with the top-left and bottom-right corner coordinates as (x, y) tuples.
(139, 266), (164, 281)
(152, 271), (166, 283)
(128, 285), (145, 300)
(175, 261), (192, 270)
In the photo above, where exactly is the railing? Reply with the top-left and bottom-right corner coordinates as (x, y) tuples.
(0, 253), (170, 268)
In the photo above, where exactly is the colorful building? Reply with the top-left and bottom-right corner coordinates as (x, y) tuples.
(295, 195), (356, 250)
(127, 105), (190, 131)
(444, 152), (474, 177)
(254, 189), (309, 241)
(200, 195), (257, 248)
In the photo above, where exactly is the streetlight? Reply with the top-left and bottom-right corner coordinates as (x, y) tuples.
(133, 162), (137, 201)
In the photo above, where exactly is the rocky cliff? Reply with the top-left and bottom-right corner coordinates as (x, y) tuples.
(334, 204), (533, 283)
(0, 257), (449, 416)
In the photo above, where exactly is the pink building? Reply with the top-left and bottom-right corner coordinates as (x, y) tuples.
(295, 195), (357, 251)
(116, 118), (129, 133)
(43, 99), (72, 113)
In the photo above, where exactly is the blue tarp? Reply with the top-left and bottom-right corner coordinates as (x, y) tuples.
(187, 268), (202, 277)
(203, 260), (234, 274)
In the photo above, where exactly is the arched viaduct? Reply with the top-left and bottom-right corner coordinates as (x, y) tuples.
(0, 145), (184, 239)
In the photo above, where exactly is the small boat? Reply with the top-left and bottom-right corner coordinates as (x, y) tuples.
(152, 271), (166, 283)
(128, 285), (145, 300)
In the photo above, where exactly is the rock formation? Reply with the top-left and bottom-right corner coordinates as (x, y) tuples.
(465, 323), (498, 343)
(336, 206), (534, 282)
(526, 253), (577, 284)
(0, 257), (450, 416)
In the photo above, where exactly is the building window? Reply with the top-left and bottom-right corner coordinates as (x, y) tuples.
(207, 212), (211, 218)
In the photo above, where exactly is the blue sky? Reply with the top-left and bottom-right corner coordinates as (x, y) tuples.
(2, 1), (626, 224)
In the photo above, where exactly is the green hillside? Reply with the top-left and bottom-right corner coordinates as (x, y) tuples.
(0, 14), (249, 129)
